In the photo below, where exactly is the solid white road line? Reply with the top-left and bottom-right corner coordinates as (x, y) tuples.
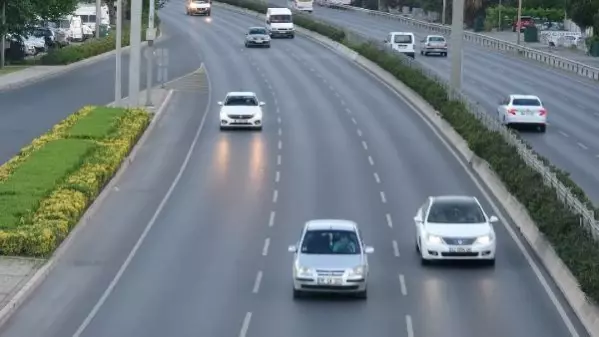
(399, 274), (407, 295)
(252, 271), (263, 293)
(406, 315), (414, 337)
(386, 213), (393, 228)
(392, 240), (400, 257)
(239, 312), (252, 337)
(262, 238), (270, 256)
(268, 211), (275, 227)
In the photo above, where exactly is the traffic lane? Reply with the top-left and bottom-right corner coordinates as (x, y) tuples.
(75, 11), (281, 337)
(284, 34), (587, 337)
(0, 91), (210, 337)
(0, 22), (201, 165)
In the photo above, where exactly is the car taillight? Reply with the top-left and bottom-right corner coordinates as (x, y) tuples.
(426, 43), (430, 46)
(539, 108), (546, 116)
(508, 108), (517, 115)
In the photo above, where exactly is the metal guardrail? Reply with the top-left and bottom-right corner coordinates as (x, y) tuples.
(321, 3), (599, 81)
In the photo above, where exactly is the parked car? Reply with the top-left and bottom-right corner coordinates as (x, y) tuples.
(512, 16), (535, 32)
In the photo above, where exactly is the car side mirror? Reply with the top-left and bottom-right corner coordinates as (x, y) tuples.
(413, 215), (422, 223)
(259, 102), (265, 106)
(364, 246), (374, 254)
(217, 101), (223, 106)
(489, 215), (499, 223)
(288, 245), (297, 253)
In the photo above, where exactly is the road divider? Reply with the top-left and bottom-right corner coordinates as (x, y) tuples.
(0, 106), (150, 256)
(214, 1), (599, 334)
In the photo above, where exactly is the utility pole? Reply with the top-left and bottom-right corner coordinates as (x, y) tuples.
(95, 0), (101, 38)
(498, 0), (502, 31)
(516, 0), (522, 45)
(128, 0), (142, 107)
(115, 0), (122, 106)
(449, 0), (464, 91)
(1, 1), (6, 69)
(442, 0), (446, 24)
(145, 0), (156, 106)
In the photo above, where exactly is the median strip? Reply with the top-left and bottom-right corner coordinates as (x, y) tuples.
(0, 106), (150, 256)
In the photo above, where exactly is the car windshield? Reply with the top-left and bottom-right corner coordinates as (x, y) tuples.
(300, 229), (361, 254)
(426, 199), (486, 224)
(270, 14), (291, 23)
(249, 28), (267, 35)
(32, 29), (49, 38)
(394, 34), (412, 43)
(512, 98), (541, 106)
(429, 36), (445, 42)
(224, 95), (258, 106)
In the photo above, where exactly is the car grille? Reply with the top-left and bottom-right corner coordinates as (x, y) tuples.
(442, 237), (476, 245)
(227, 115), (253, 119)
(315, 269), (345, 276)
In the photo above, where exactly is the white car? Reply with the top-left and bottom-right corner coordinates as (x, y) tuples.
(383, 31), (415, 58)
(497, 94), (547, 132)
(414, 195), (497, 266)
(420, 34), (448, 56)
(218, 92), (264, 130)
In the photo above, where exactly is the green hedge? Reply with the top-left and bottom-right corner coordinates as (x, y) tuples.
(216, 0), (599, 303)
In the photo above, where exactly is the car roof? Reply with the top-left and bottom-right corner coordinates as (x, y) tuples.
(430, 195), (479, 204)
(268, 7), (291, 14)
(248, 26), (266, 30)
(391, 31), (414, 35)
(426, 35), (445, 39)
(226, 91), (256, 97)
(510, 94), (540, 100)
(304, 219), (358, 231)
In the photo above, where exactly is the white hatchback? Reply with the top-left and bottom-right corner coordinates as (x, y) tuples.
(219, 92), (264, 130)
(415, 196), (497, 266)
(497, 94), (547, 132)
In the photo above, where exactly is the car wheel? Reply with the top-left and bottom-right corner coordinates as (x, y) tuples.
(245, 42), (249, 48)
(355, 289), (367, 299)
(293, 288), (303, 299)
(266, 44), (271, 48)
(415, 239), (420, 252)
(206, 11), (211, 16)
(485, 259), (496, 267)
(442, 52), (447, 57)
(420, 50), (423, 55)
(290, 34), (295, 39)
(539, 124), (546, 133)
(420, 256), (430, 265)
(255, 126), (263, 131)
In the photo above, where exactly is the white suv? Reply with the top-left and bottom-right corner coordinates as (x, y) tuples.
(218, 92), (264, 130)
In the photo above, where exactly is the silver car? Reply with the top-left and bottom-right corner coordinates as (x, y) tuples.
(420, 34), (448, 56)
(245, 26), (271, 48)
(288, 219), (374, 299)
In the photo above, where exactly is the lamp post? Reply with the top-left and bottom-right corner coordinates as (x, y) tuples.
(115, 0), (122, 106)
(516, 0), (522, 45)
(442, 0), (446, 24)
(1, 1), (6, 69)
(128, 0), (142, 107)
(145, 0), (156, 106)
(95, 0), (101, 38)
(449, 0), (464, 91)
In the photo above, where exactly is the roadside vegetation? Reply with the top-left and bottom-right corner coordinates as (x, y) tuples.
(0, 106), (150, 256)
(217, 0), (599, 304)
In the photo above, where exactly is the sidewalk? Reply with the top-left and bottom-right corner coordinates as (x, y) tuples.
(0, 66), (67, 91)
(478, 30), (599, 68)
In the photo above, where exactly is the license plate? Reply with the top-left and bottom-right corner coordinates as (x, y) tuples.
(449, 247), (472, 253)
(317, 277), (341, 285)
(234, 119), (247, 123)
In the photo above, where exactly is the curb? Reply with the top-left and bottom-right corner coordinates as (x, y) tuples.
(0, 89), (174, 328)
(0, 30), (164, 92)
(215, 2), (598, 335)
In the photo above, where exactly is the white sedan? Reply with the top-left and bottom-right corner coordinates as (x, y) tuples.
(497, 94), (547, 132)
(219, 91), (264, 130)
(414, 195), (497, 266)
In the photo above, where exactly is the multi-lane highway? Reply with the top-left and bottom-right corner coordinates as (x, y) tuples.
(287, 4), (599, 203)
(0, 2), (590, 337)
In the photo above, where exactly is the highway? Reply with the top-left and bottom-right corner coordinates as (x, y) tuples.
(289, 4), (599, 203)
(0, 2), (590, 337)
(0, 25), (202, 164)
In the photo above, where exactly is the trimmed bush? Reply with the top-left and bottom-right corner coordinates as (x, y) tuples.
(0, 106), (150, 256)
(216, 0), (599, 303)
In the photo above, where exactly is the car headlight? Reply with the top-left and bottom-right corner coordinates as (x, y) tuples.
(347, 266), (364, 276)
(474, 235), (493, 245)
(295, 265), (314, 276)
(426, 234), (443, 244)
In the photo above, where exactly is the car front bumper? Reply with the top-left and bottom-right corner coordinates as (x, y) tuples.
(188, 7), (210, 14)
(421, 242), (495, 260)
(270, 30), (294, 37)
(220, 115), (262, 128)
(246, 39), (270, 46)
(293, 276), (367, 293)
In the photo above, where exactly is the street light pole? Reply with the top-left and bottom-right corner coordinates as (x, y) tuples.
(498, 0), (502, 31)
(128, 0), (142, 107)
(516, 0), (522, 45)
(115, 0), (122, 106)
(449, 0), (464, 92)
(95, 0), (101, 38)
(442, 0), (446, 24)
(1, 1), (6, 69)
(145, 0), (156, 106)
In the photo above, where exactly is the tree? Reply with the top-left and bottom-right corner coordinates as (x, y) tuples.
(566, 0), (599, 31)
(0, 0), (79, 37)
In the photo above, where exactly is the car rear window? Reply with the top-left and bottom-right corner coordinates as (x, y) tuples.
(512, 98), (541, 106)
(394, 34), (413, 44)
(429, 36), (445, 42)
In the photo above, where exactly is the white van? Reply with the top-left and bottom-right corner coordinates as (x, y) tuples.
(384, 32), (415, 58)
(266, 8), (294, 38)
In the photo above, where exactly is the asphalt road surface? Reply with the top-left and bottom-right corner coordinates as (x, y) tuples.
(0, 2), (590, 337)
(0, 22), (202, 164)
(283, 3), (599, 203)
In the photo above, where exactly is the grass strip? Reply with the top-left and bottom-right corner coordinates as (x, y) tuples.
(68, 107), (125, 140)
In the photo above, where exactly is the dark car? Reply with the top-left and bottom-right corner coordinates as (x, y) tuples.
(245, 27), (271, 48)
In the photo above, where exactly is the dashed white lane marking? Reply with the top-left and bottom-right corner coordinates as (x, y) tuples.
(273, 97), (278, 106)
(362, 140), (368, 150)
(277, 116), (281, 124)
(278, 128), (282, 136)
(252, 271), (263, 293)
(577, 142), (588, 150)
(276, 106), (280, 114)
(374, 172), (381, 183)
(399, 274), (407, 295)
(309, 68), (315, 72)
(345, 107), (352, 114)
(380, 191), (387, 203)
(262, 238), (270, 256)
(357, 129), (362, 137)
(594, 112), (599, 117)
(278, 140), (282, 150)
(269, 211), (276, 227)
(334, 91), (340, 97)
(239, 312), (252, 337)
(368, 156), (374, 165)
(275, 171), (280, 183)
(386, 213), (393, 228)
(392, 240), (400, 257)
(272, 190), (278, 203)
(328, 85), (335, 91)
(558, 130), (569, 138)
(277, 155), (281, 165)
(267, 83), (272, 90)
(340, 100), (346, 106)
(351, 117), (357, 124)
(405, 315), (414, 337)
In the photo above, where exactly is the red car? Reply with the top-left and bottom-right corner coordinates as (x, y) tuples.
(513, 16), (535, 32)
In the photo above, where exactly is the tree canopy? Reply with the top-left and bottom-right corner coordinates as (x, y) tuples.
(1, 0), (79, 37)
